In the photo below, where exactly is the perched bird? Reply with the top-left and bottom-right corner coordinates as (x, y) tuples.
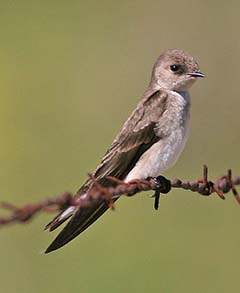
(45, 49), (204, 253)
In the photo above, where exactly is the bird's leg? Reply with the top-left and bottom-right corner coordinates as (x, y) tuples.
(147, 176), (172, 210)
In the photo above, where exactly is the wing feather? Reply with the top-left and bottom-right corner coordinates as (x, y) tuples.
(45, 89), (168, 253)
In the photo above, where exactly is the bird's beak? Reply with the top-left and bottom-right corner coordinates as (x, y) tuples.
(188, 71), (205, 78)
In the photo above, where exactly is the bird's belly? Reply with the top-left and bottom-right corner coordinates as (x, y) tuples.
(125, 127), (189, 182)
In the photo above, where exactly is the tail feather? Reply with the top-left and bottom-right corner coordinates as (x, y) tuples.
(45, 201), (110, 253)
(44, 207), (75, 232)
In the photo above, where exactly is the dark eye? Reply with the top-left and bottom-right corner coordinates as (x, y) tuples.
(170, 64), (180, 72)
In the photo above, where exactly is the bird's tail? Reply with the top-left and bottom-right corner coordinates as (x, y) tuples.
(44, 206), (76, 232)
(44, 199), (112, 253)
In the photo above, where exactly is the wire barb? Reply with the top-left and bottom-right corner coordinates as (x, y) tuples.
(0, 165), (240, 226)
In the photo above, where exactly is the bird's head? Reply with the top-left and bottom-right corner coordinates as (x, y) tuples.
(151, 49), (205, 91)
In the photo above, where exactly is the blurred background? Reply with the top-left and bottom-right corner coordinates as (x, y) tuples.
(0, 1), (240, 292)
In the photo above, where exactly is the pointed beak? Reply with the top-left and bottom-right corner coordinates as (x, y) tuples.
(188, 71), (205, 78)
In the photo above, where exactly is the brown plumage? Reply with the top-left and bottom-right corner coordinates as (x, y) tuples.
(45, 89), (167, 253)
(45, 49), (204, 253)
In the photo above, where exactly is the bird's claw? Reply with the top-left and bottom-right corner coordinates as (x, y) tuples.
(147, 176), (171, 210)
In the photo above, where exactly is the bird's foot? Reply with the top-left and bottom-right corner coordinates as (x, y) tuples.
(147, 176), (171, 210)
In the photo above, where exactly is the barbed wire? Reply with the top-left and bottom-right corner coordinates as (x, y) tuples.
(0, 165), (239, 226)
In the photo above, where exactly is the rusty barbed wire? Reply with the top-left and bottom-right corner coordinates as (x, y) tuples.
(0, 165), (240, 226)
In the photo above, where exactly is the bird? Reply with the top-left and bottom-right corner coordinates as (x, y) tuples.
(45, 49), (205, 253)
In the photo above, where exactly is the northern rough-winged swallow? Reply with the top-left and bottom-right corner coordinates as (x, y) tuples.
(45, 49), (204, 253)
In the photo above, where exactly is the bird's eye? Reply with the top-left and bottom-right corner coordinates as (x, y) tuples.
(170, 64), (180, 72)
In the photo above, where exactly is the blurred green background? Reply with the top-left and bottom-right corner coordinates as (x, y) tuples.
(0, 1), (240, 292)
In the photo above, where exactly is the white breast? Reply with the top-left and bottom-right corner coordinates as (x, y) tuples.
(125, 91), (190, 182)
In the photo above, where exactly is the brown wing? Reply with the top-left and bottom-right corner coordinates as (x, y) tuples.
(89, 88), (167, 184)
(45, 89), (168, 253)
